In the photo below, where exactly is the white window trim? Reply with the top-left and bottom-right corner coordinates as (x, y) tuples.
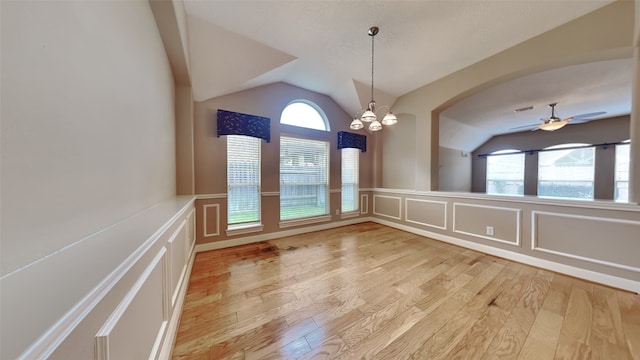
(227, 135), (262, 226)
(279, 215), (332, 229)
(226, 223), (264, 236)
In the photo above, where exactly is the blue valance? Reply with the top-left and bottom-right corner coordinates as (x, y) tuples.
(337, 131), (366, 152)
(217, 109), (271, 143)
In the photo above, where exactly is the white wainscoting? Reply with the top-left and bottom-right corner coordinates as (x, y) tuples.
(95, 248), (168, 360)
(0, 196), (196, 360)
(368, 188), (640, 293)
(371, 216), (640, 294)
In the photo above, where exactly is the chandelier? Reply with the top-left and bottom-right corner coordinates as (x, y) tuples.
(350, 26), (397, 132)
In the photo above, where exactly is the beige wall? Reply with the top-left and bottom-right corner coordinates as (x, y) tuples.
(471, 115), (630, 198)
(0, 0), (176, 276)
(389, 1), (634, 192)
(175, 84), (195, 195)
(0, 1), (179, 358)
(439, 146), (472, 192)
(192, 82), (374, 244)
(382, 113), (417, 189)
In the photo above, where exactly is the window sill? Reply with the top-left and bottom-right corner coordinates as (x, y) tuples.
(340, 211), (360, 219)
(279, 215), (331, 229)
(226, 223), (264, 237)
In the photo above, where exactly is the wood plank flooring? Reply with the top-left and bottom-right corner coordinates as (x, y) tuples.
(172, 222), (640, 359)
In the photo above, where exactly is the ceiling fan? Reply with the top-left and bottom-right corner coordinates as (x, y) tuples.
(510, 103), (606, 132)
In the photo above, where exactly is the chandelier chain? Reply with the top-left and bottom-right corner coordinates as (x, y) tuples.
(370, 31), (375, 102)
(350, 26), (397, 132)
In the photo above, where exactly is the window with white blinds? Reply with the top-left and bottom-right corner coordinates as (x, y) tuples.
(538, 143), (595, 200)
(280, 136), (329, 221)
(227, 135), (261, 225)
(486, 150), (525, 196)
(341, 148), (359, 212)
(615, 142), (630, 202)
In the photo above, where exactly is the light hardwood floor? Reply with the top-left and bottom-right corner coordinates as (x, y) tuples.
(172, 222), (640, 359)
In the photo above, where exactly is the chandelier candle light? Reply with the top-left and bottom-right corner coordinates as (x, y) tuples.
(350, 26), (397, 132)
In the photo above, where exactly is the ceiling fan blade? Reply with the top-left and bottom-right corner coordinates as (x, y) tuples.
(571, 111), (607, 120)
(509, 123), (539, 130)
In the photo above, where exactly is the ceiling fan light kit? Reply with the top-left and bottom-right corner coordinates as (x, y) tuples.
(538, 103), (569, 131)
(509, 102), (607, 132)
(350, 26), (397, 132)
(539, 118), (569, 131)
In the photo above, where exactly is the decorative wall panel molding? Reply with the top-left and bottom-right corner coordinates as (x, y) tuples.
(168, 220), (188, 307)
(95, 248), (168, 360)
(360, 194), (369, 214)
(373, 195), (402, 220)
(203, 204), (220, 237)
(405, 198), (447, 230)
(453, 202), (521, 246)
(532, 211), (640, 273)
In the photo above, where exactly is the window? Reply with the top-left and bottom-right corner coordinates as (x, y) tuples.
(280, 136), (329, 221)
(486, 149), (525, 196)
(341, 148), (359, 212)
(615, 141), (630, 202)
(280, 101), (329, 131)
(227, 135), (260, 225)
(538, 143), (595, 200)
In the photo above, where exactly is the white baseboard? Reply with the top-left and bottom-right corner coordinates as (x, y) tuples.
(195, 217), (370, 253)
(370, 217), (640, 294)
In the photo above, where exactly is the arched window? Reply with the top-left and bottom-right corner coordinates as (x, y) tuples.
(486, 149), (525, 196)
(538, 143), (595, 200)
(280, 100), (330, 131)
(279, 100), (330, 223)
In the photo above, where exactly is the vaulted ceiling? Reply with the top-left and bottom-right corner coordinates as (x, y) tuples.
(181, 0), (631, 151)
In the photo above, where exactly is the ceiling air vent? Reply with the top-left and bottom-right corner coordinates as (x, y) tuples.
(514, 106), (534, 112)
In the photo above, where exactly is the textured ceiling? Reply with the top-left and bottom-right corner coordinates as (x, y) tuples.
(182, 0), (630, 151)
